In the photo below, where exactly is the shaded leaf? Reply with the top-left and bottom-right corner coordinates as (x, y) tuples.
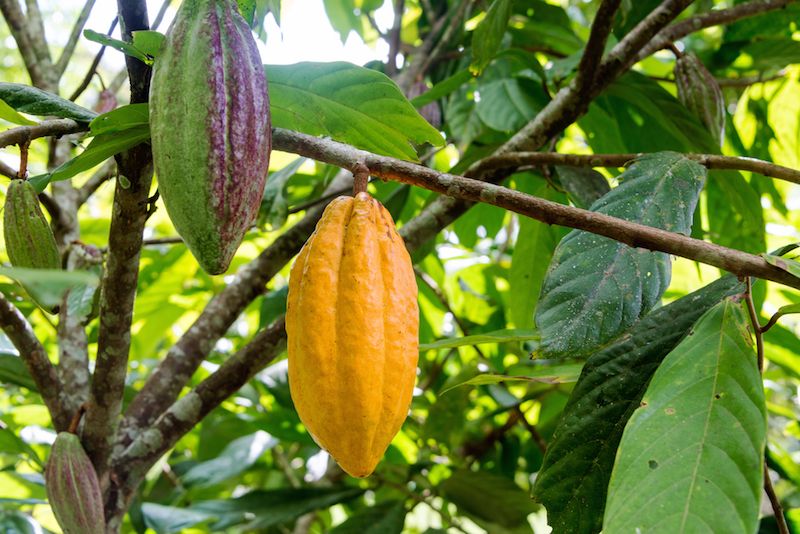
(554, 166), (610, 210)
(0, 83), (96, 122)
(536, 152), (706, 357)
(441, 470), (537, 529)
(762, 254), (800, 280)
(419, 328), (539, 351)
(475, 78), (546, 132)
(0, 511), (42, 534)
(182, 431), (277, 488)
(329, 500), (406, 534)
(0, 355), (37, 391)
(441, 365), (582, 395)
(533, 275), (745, 534)
(141, 503), (216, 533)
(410, 69), (472, 108)
(603, 299), (766, 533)
(0, 267), (100, 309)
(266, 62), (443, 160)
(470, 0), (513, 75)
(259, 158), (306, 230)
(0, 428), (43, 467)
(191, 487), (364, 530)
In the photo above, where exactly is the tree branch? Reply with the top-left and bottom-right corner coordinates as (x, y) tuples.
(0, 119), (85, 150)
(83, 0), (153, 479)
(69, 16), (118, 103)
(272, 127), (800, 290)
(0, 293), (70, 430)
(573, 0), (622, 97)
(640, 0), (799, 60)
(107, 318), (287, 527)
(476, 152), (800, 185)
(56, 0), (97, 78)
(0, 159), (16, 179)
(385, 0), (404, 77)
(77, 159), (116, 205)
(0, 0), (47, 86)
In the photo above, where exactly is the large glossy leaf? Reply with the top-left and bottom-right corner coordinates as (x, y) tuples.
(0, 83), (97, 122)
(535, 152), (706, 358)
(140, 503), (216, 533)
(603, 299), (766, 533)
(0, 355), (37, 391)
(475, 77), (547, 132)
(329, 500), (406, 534)
(0, 268), (100, 309)
(533, 275), (744, 534)
(441, 469), (538, 529)
(419, 328), (538, 351)
(265, 62), (444, 160)
(181, 431), (277, 488)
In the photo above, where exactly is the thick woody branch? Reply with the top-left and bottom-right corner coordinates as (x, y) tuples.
(476, 152), (800, 185)
(83, 0), (152, 478)
(108, 318), (287, 524)
(0, 293), (70, 430)
(0, 0), (47, 86)
(573, 0), (622, 96)
(0, 119), (85, 150)
(272, 128), (800, 290)
(56, 0), (97, 77)
(640, 0), (799, 60)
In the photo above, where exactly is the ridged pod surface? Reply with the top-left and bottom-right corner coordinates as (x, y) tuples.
(286, 192), (419, 477)
(45, 432), (105, 534)
(674, 53), (725, 147)
(149, 0), (271, 274)
(3, 179), (60, 270)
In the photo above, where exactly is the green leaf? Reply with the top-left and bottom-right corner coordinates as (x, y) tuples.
(329, 500), (406, 534)
(410, 69), (473, 108)
(475, 78), (547, 132)
(323, 0), (362, 42)
(83, 29), (153, 65)
(441, 470), (537, 529)
(0, 99), (36, 125)
(470, 0), (513, 75)
(509, 177), (566, 328)
(0, 428), (42, 467)
(706, 171), (765, 255)
(0, 268), (100, 309)
(0, 511), (42, 534)
(89, 103), (149, 136)
(0, 83), (96, 123)
(30, 125), (151, 189)
(613, 0), (663, 37)
(419, 328), (539, 351)
(0, 354), (37, 391)
(182, 431), (277, 488)
(603, 299), (766, 533)
(535, 152), (706, 358)
(259, 158), (306, 230)
(266, 62), (444, 160)
(141, 503), (216, 533)
(762, 254), (800, 280)
(533, 275), (745, 534)
(132, 30), (166, 58)
(554, 166), (610, 209)
(191, 487), (364, 530)
(440, 366), (581, 394)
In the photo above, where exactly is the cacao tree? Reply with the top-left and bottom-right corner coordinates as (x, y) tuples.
(0, 0), (799, 533)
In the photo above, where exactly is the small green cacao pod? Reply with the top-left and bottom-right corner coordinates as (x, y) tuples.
(3, 179), (60, 270)
(45, 432), (105, 534)
(674, 53), (725, 147)
(150, 0), (271, 275)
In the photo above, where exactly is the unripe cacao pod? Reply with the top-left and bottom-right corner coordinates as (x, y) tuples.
(286, 192), (419, 477)
(3, 179), (60, 270)
(149, 0), (271, 275)
(674, 53), (725, 147)
(45, 432), (105, 534)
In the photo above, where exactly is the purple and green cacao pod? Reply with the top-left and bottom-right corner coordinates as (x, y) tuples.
(674, 53), (725, 147)
(45, 432), (105, 534)
(3, 179), (60, 270)
(149, 0), (271, 275)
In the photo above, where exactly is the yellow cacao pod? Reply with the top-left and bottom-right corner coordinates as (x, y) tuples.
(286, 192), (419, 478)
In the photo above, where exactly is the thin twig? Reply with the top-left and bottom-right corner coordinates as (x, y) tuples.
(0, 119), (86, 150)
(476, 152), (800, 186)
(17, 140), (30, 178)
(37, 191), (62, 223)
(273, 127), (800, 290)
(640, 0), (799, 60)
(385, 0), (404, 76)
(76, 159), (116, 204)
(764, 463), (790, 534)
(0, 160), (16, 179)
(56, 0), (97, 77)
(744, 277), (764, 371)
(151, 0), (172, 30)
(69, 17), (118, 102)
(287, 185), (352, 214)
